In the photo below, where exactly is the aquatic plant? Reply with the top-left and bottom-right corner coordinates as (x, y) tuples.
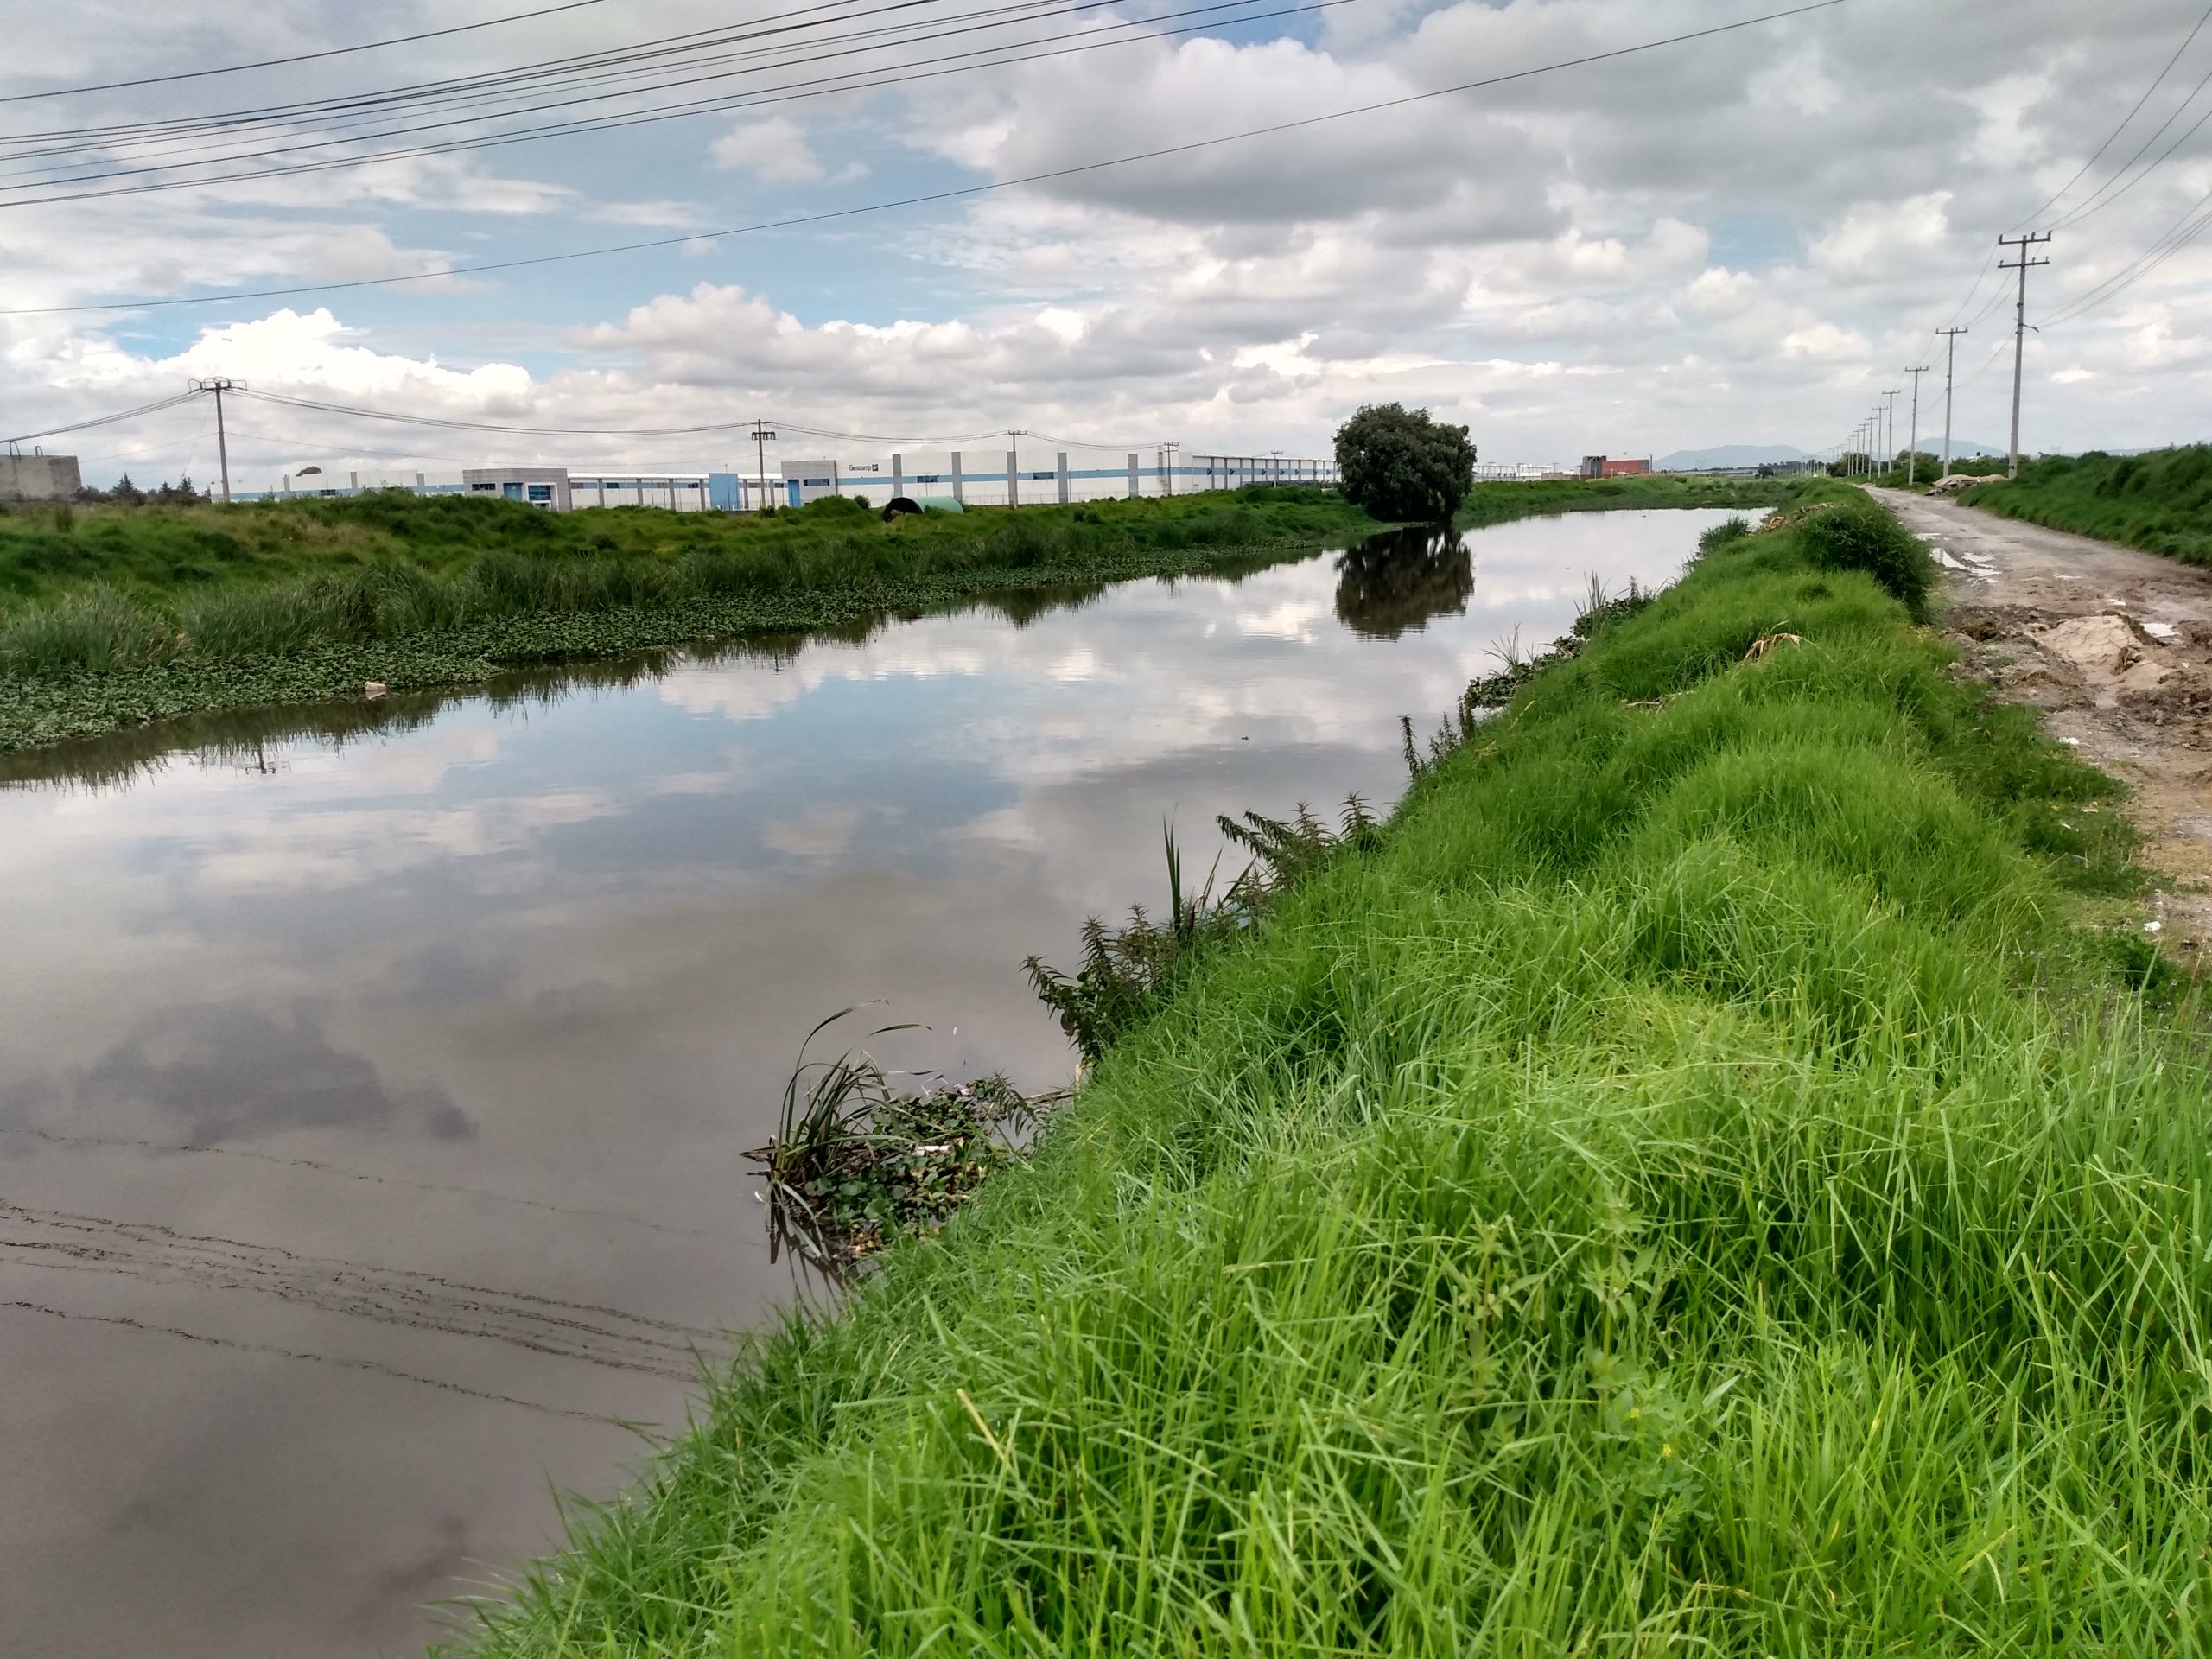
(747, 1016), (1056, 1272)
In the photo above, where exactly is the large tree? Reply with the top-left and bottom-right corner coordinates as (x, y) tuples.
(1332, 404), (1476, 523)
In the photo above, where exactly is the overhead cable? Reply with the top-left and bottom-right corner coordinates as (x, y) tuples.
(0, 0), (1851, 317)
(0, 0), (621, 105)
(0, 391), (204, 446)
(2007, 2), (2212, 231)
(0, 0), (951, 158)
(0, 0), (1315, 204)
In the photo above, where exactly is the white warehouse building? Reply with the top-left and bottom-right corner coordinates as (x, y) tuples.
(229, 448), (1338, 511)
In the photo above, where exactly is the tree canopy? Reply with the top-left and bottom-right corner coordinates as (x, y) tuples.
(1332, 404), (1476, 523)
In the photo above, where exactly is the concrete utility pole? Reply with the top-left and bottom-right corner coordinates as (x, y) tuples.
(1904, 365), (1929, 485)
(747, 418), (776, 511)
(1999, 231), (2053, 479)
(1936, 327), (1967, 477)
(1883, 389), (1902, 474)
(188, 377), (242, 503)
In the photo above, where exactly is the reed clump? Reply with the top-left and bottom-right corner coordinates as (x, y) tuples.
(448, 479), (2189, 1655)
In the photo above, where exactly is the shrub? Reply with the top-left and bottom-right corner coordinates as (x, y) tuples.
(1696, 517), (1753, 556)
(1796, 500), (1936, 614)
(1332, 404), (1477, 523)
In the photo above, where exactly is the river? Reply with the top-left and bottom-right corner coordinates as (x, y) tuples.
(0, 507), (1740, 1656)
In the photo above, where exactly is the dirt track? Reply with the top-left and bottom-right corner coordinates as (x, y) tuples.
(1876, 488), (2212, 950)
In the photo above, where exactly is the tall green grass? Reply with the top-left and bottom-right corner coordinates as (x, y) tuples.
(0, 488), (1377, 677)
(446, 484), (2196, 1656)
(1964, 445), (2212, 564)
(0, 480), (1794, 682)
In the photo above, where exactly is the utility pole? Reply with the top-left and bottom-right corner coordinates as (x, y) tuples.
(1936, 327), (1967, 478)
(747, 418), (776, 511)
(189, 377), (242, 503)
(1903, 366), (1929, 485)
(1999, 231), (2052, 479)
(1883, 389), (1901, 475)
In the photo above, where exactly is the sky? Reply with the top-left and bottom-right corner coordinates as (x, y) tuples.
(3, 0), (2210, 487)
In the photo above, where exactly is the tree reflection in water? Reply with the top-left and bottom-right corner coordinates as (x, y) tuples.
(1332, 525), (1474, 640)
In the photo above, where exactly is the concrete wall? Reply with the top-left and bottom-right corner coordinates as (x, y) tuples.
(0, 454), (82, 501)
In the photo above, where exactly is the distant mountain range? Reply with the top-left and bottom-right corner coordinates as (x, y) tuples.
(1655, 444), (1809, 471)
(1655, 441), (2006, 472)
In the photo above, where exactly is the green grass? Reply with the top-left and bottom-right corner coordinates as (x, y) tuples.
(1961, 445), (2212, 564)
(0, 487), (1376, 671)
(443, 483), (2202, 1658)
(0, 477), (1789, 754)
(1454, 473), (1798, 526)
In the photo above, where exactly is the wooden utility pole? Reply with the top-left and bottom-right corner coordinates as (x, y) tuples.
(1936, 327), (1967, 478)
(1999, 232), (2052, 479)
(1904, 365), (1929, 485)
(189, 377), (242, 503)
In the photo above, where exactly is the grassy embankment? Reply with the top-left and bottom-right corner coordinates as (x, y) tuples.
(448, 485), (2204, 1656)
(0, 475), (1789, 753)
(1960, 445), (2212, 564)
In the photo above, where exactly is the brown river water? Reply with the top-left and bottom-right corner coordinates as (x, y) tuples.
(0, 508), (1739, 1656)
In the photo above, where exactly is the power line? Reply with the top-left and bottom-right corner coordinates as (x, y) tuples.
(1929, 4), (2211, 351)
(0, 0), (1306, 204)
(3, 385), (1148, 454)
(0, 0), (1041, 178)
(0, 0), (1849, 318)
(2049, 60), (2212, 229)
(0, 0), (1004, 174)
(0, 392), (202, 445)
(2008, 1), (2212, 230)
(0, 0), (621, 105)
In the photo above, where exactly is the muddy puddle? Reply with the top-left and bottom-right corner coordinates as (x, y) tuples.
(0, 508), (1741, 1656)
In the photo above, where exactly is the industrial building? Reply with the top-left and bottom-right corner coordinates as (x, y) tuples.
(1579, 455), (1653, 479)
(0, 451), (81, 501)
(228, 447), (1339, 511)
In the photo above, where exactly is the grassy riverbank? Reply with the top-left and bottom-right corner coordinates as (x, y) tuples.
(1457, 472), (1797, 525)
(0, 477), (1786, 754)
(449, 486), (2202, 1656)
(1963, 445), (2212, 563)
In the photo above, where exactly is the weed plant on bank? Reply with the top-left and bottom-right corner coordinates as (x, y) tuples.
(449, 483), (2202, 1658)
(1963, 444), (2212, 563)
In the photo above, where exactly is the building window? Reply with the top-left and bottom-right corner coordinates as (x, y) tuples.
(527, 484), (555, 502)
(470, 482), (498, 493)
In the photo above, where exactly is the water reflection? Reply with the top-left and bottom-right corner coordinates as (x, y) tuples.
(0, 508), (1742, 1659)
(1333, 525), (1476, 639)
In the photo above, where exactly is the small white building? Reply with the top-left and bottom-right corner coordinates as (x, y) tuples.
(779, 458), (844, 507)
(463, 467), (572, 511)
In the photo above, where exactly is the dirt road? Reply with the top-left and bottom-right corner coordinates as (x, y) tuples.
(1877, 488), (2212, 950)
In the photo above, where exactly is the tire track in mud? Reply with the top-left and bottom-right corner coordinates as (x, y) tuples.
(0, 1202), (719, 1382)
(1, 1300), (614, 1421)
(0, 1123), (752, 1244)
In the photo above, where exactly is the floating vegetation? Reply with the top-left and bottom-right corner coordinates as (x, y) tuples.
(747, 1020), (1066, 1274)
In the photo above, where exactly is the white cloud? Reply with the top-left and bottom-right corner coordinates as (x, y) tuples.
(1810, 194), (1954, 274)
(7, 0), (2212, 475)
(711, 117), (866, 186)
